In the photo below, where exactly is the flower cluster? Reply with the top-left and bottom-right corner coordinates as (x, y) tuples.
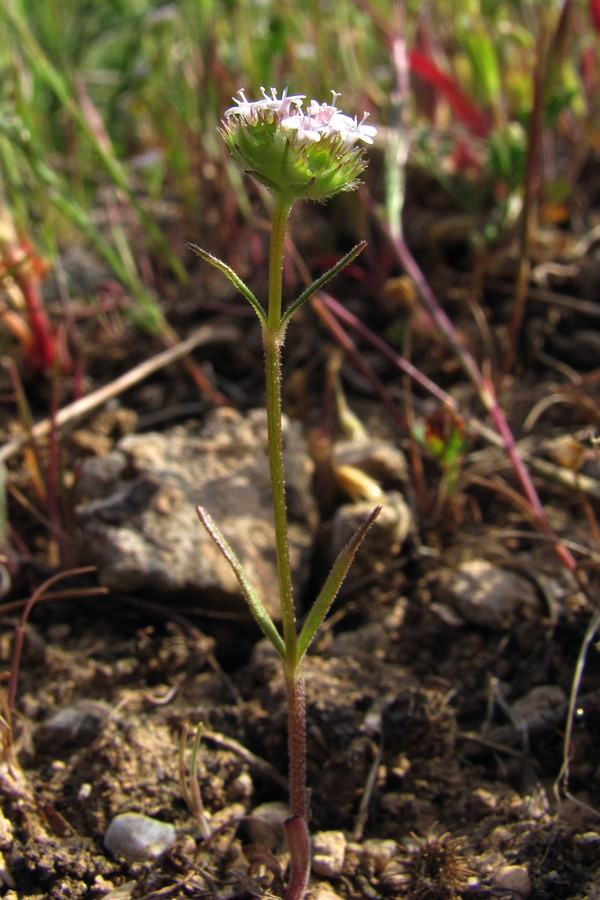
(225, 87), (377, 147)
(221, 87), (377, 203)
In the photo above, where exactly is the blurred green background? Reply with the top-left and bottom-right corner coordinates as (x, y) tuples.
(0, 0), (597, 334)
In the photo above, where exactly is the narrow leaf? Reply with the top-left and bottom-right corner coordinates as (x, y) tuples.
(187, 243), (266, 324)
(196, 505), (285, 659)
(280, 241), (366, 330)
(295, 505), (381, 665)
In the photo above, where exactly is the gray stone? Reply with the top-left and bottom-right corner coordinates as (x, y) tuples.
(33, 703), (107, 752)
(493, 865), (532, 898)
(435, 559), (539, 630)
(75, 408), (317, 620)
(104, 812), (176, 862)
(246, 801), (288, 851)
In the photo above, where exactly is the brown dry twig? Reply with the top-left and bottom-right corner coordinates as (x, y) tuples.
(0, 323), (240, 465)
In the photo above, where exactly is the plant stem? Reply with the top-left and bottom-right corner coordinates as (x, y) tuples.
(286, 671), (308, 823)
(264, 199), (310, 896)
(264, 199), (297, 664)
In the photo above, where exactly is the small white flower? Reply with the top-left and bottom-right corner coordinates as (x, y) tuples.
(306, 99), (338, 126)
(330, 111), (377, 146)
(224, 89), (256, 119)
(280, 113), (323, 142)
(224, 87), (305, 122)
(256, 86), (306, 117)
(224, 88), (376, 147)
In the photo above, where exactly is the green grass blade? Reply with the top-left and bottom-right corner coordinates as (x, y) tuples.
(2, 1), (187, 284)
(295, 505), (381, 666)
(196, 504), (285, 659)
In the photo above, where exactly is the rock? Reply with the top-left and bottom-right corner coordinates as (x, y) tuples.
(226, 771), (253, 802)
(0, 808), (14, 848)
(312, 830), (347, 878)
(0, 852), (15, 890)
(434, 559), (539, 630)
(333, 439), (408, 487)
(246, 801), (288, 851)
(33, 703), (107, 753)
(507, 685), (566, 734)
(357, 838), (399, 874)
(75, 408), (318, 620)
(104, 812), (176, 862)
(309, 885), (345, 900)
(492, 864), (532, 898)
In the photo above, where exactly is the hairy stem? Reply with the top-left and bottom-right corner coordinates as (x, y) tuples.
(264, 199), (311, 897)
(264, 200), (297, 666)
(286, 671), (308, 823)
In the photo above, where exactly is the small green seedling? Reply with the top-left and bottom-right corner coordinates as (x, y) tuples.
(414, 406), (471, 503)
(188, 87), (379, 900)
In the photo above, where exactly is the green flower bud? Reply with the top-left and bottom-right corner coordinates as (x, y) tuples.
(221, 87), (377, 204)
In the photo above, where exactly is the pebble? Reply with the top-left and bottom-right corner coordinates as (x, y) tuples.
(33, 703), (107, 752)
(104, 812), (176, 862)
(435, 559), (539, 629)
(308, 886), (345, 900)
(0, 851), (15, 889)
(493, 865), (532, 898)
(311, 830), (347, 878)
(226, 771), (254, 802)
(508, 685), (566, 733)
(358, 838), (399, 874)
(246, 801), (288, 851)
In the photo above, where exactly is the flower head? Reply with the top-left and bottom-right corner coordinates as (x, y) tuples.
(221, 87), (377, 203)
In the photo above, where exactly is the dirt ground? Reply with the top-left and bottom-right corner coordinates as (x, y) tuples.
(1, 157), (600, 899)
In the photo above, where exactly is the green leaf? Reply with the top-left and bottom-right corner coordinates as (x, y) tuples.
(187, 243), (267, 325)
(295, 505), (381, 666)
(463, 31), (500, 107)
(196, 505), (285, 659)
(280, 241), (366, 331)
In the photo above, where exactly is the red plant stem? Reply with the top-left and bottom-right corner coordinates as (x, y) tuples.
(7, 567), (96, 720)
(18, 275), (57, 370)
(284, 814), (311, 900)
(311, 295), (405, 429)
(285, 671), (308, 824)
(481, 375), (577, 573)
(318, 290), (471, 417)
(284, 671), (310, 900)
(362, 193), (577, 573)
(46, 370), (72, 566)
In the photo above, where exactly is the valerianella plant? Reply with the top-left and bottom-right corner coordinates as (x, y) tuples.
(188, 88), (379, 900)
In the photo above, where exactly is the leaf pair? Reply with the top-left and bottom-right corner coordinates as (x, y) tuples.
(186, 241), (366, 331)
(196, 503), (380, 672)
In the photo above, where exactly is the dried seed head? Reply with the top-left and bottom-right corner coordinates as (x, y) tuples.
(381, 829), (474, 899)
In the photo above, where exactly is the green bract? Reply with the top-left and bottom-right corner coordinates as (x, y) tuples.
(221, 87), (376, 204)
